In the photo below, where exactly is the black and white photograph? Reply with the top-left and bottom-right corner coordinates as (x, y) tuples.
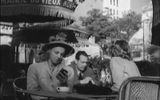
(0, 0), (160, 100)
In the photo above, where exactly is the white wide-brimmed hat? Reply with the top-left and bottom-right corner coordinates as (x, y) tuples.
(42, 41), (75, 57)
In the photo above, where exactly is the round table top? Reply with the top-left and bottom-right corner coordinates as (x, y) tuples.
(17, 90), (118, 100)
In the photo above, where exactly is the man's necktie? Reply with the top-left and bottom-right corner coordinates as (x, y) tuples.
(78, 72), (83, 80)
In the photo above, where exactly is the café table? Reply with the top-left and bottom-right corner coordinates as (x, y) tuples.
(17, 90), (118, 100)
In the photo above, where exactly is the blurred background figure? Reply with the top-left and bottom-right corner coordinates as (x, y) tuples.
(147, 45), (160, 64)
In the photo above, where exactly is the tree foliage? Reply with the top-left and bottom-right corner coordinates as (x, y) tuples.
(80, 9), (113, 38)
(114, 11), (141, 40)
(80, 9), (141, 42)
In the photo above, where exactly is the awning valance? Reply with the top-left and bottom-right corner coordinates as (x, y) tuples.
(0, 0), (77, 22)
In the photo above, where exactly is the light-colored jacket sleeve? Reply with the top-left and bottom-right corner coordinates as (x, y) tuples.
(27, 64), (49, 100)
(37, 67), (57, 92)
(27, 63), (56, 92)
(110, 57), (125, 91)
(110, 57), (141, 91)
(27, 64), (38, 91)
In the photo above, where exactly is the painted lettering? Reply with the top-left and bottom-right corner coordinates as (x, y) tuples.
(62, 1), (77, 10)
(49, 0), (61, 5)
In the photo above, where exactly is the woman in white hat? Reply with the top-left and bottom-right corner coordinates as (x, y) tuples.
(27, 40), (75, 100)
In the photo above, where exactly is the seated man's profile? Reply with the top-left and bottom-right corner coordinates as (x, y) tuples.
(69, 51), (100, 86)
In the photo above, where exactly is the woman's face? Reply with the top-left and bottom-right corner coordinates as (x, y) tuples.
(77, 55), (88, 71)
(49, 46), (65, 65)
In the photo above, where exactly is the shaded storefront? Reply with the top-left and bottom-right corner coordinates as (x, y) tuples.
(0, 0), (84, 77)
(152, 0), (160, 46)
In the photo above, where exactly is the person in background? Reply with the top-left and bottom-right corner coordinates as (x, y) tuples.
(109, 40), (141, 91)
(69, 51), (100, 86)
(0, 45), (14, 78)
(139, 45), (160, 76)
(27, 40), (75, 100)
(147, 45), (160, 64)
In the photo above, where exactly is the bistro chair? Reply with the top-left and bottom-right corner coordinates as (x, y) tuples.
(0, 71), (15, 100)
(13, 77), (31, 100)
(118, 76), (160, 100)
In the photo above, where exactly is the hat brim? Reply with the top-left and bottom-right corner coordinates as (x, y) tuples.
(42, 41), (75, 57)
(147, 45), (160, 54)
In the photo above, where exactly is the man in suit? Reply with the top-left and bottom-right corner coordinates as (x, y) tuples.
(69, 51), (99, 86)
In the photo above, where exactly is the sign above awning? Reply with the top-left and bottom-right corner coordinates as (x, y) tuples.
(0, 0), (78, 22)
(0, 22), (13, 35)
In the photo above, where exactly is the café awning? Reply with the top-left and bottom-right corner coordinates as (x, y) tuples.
(0, 0), (78, 24)
(12, 27), (78, 44)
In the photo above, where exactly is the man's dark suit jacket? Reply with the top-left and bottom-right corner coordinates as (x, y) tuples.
(69, 61), (100, 86)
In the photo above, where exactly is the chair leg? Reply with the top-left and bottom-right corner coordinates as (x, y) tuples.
(0, 83), (4, 100)
(27, 94), (32, 100)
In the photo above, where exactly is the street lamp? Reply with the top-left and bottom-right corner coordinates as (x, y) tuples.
(143, 20), (145, 60)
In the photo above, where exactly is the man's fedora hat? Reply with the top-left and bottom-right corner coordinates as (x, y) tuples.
(42, 41), (75, 57)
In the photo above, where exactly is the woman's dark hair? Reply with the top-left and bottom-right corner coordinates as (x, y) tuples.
(110, 40), (132, 60)
(75, 51), (88, 60)
(115, 40), (129, 52)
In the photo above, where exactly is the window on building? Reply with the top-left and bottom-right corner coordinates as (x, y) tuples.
(116, 0), (118, 7)
(110, 0), (112, 5)
(110, 9), (112, 15)
(117, 10), (118, 15)
(113, 0), (115, 6)
(113, 9), (115, 15)
(108, 9), (110, 14)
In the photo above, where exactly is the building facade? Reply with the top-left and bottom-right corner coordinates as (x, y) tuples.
(103, 0), (151, 19)
(73, 0), (103, 25)
(74, 0), (151, 22)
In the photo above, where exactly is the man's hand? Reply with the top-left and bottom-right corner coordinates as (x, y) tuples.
(80, 77), (95, 84)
